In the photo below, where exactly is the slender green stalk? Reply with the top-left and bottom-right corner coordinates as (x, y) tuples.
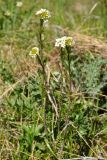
(60, 47), (72, 128)
(66, 46), (72, 92)
(39, 19), (44, 57)
(66, 47), (73, 126)
(38, 19), (47, 132)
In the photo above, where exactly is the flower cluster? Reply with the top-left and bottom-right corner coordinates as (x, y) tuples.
(4, 11), (11, 17)
(35, 8), (51, 20)
(29, 47), (39, 58)
(16, 1), (23, 7)
(29, 9), (75, 58)
(55, 36), (75, 48)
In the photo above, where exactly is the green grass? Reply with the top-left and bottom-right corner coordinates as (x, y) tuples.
(0, 0), (107, 159)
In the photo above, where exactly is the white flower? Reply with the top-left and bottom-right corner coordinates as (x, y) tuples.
(35, 8), (51, 20)
(55, 36), (75, 48)
(16, 1), (23, 7)
(29, 47), (39, 58)
(4, 11), (11, 17)
(55, 37), (66, 48)
(44, 19), (49, 27)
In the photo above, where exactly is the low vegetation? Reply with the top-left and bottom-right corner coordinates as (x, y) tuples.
(0, 0), (107, 159)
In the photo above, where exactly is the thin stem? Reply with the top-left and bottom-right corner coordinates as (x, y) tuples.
(38, 19), (47, 132)
(39, 19), (44, 58)
(66, 46), (71, 92)
(60, 47), (72, 125)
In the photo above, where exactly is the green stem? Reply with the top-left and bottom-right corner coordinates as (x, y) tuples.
(67, 48), (72, 124)
(39, 19), (44, 57)
(66, 47), (71, 92)
(38, 19), (47, 132)
(61, 47), (72, 125)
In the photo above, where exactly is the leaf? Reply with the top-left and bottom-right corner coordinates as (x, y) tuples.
(44, 139), (57, 158)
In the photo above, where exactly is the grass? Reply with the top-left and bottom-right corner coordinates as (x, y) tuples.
(0, 0), (107, 159)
